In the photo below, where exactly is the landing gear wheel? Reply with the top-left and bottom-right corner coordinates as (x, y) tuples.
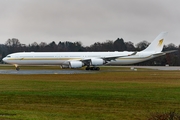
(90, 67), (95, 70)
(86, 66), (100, 71)
(16, 67), (20, 71)
(95, 67), (100, 71)
(85, 66), (90, 70)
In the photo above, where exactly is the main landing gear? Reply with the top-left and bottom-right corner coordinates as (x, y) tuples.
(85, 66), (100, 71)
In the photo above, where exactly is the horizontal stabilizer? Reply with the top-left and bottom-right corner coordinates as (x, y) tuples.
(152, 50), (177, 57)
(164, 50), (178, 54)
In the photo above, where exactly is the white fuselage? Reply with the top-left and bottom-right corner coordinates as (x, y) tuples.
(2, 51), (158, 66)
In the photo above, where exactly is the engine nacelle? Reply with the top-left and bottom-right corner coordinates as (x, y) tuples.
(60, 65), (69, 69)
(91, 59), (105, 66)
(69, 61), (83, 68)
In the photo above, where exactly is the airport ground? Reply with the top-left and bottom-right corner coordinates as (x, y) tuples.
(0, 65), (180, 120)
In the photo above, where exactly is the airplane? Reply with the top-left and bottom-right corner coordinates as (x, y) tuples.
(2, 32), (172, 71)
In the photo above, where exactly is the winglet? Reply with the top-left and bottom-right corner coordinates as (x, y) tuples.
(143, 32), (168, 53)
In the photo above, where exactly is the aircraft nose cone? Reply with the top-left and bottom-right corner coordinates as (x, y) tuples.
(2, 57), (7, 63)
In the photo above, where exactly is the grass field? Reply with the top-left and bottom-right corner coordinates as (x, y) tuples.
(0, 66), (180, 120)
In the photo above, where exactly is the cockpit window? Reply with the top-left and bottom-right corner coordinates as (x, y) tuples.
(7, 56), (11, 58)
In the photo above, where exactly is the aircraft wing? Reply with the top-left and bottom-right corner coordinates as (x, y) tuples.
(100, 52), (137, 61)
(81, 52), (137, 64)
(61, 52), (137, 67)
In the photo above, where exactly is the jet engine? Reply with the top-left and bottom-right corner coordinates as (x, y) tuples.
(69, 61), (84, 68)
(91, 59), (105, 66)
(60, 65), (69, 69)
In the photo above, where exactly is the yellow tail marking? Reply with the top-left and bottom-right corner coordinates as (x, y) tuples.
(158, 39), (163, 46)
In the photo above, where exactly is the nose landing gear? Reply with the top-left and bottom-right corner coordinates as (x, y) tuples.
(16, 67), (20, 71)
(14, 64), (20, 71)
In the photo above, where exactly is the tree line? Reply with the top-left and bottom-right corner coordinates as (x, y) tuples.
(0, 38), (179, 66)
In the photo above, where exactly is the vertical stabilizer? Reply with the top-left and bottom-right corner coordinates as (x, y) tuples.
(143, 32), (168, 53)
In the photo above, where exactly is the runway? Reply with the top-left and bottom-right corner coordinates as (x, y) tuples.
(0, 69), (96, 74)
(0, 66), (179, 75)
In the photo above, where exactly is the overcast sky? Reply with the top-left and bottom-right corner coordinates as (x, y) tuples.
(0, 0), (180, 46)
